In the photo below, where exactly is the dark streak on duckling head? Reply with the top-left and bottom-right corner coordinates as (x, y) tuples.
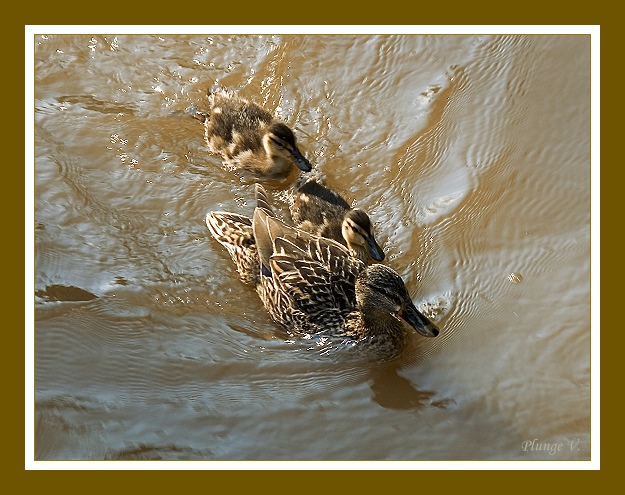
(342, 209), (385, 262)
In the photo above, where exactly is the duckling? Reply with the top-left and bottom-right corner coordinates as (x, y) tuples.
(205, 179), (379, 285)
(288, 177), (385, 264)
(206, 184), (438, 357)
(194, 88), (312, 181)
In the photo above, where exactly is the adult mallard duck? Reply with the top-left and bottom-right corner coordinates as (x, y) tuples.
(204, 179), (381, 285)
(205, 210), (259, 286)
(194, 87), (312, 182)
(205, 184), (438, 356)
(287, 176), (385, 264)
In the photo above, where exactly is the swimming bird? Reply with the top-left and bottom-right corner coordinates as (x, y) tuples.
(194, 87), (312, 182)
(205, 210), (259, 286)
(287, 176), (385, 264)
(205, 184), (438, 356)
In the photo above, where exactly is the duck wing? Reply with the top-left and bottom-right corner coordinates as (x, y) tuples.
(271, 235), (364, 316)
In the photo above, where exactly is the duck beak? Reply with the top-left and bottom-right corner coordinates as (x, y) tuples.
(366, 236), (385, 261)
(401, 304), (439, 337)
(289, 147), (313, 172)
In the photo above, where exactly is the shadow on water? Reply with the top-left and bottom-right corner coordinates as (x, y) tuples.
(367, 359), (454, 411)
(35, 284), (98, 302)
(32, 34), (592, 462)
(55, 95), (138, 115)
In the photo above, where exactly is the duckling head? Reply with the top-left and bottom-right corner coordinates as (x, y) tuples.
(263, 123), (312, 172)
(342, 209), (385, 262)
(356, 264), (439, 338)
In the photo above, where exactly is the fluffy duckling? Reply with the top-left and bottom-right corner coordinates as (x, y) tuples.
(194, 88), (312, 181)
(206, 184), (439, 357)
(288, 177), (385, 264)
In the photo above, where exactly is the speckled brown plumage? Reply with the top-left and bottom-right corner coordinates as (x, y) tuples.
(205, 184), (439, 357)
(288, 177), (385, 264)
(195, 88), (312, 181)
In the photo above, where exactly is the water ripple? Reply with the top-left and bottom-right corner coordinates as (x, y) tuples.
(33, 34), (592, 461)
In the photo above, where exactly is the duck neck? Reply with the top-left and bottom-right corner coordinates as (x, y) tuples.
(261, 155), (292, 179)
(346, 305), (406, 349)
(348, 244), (370, 264)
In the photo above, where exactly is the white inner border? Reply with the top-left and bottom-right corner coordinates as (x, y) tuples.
(25, 25), (600, 471)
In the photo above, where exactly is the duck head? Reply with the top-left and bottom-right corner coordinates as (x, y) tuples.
(356, 264), (439, 338)
(263, 123), (312, 172)
(342, 209), (385, 262)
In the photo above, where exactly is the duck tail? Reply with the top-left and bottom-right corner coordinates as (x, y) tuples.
(294, 167), (326, 190)
(190, 107), (209, 124)
(206, 81), (232, 101)
(205, 79), (222, 96)
(255, 183), (277, 218)
(189, 81), (227, 124)
(205, 211), (259, 286)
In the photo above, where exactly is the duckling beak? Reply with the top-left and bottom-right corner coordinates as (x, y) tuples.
(366, 236), (385, 261)
(401, 304), (439, 337)
(289, 147), (313, 172)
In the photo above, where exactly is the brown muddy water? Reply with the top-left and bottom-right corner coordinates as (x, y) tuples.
(30, 32), (594, 464)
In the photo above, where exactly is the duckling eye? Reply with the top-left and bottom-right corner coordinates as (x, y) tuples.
(269, 137), (284, 149)
(349, 223), (365, 237)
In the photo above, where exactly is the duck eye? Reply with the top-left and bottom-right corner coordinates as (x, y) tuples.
(270, 137), (284, 148)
